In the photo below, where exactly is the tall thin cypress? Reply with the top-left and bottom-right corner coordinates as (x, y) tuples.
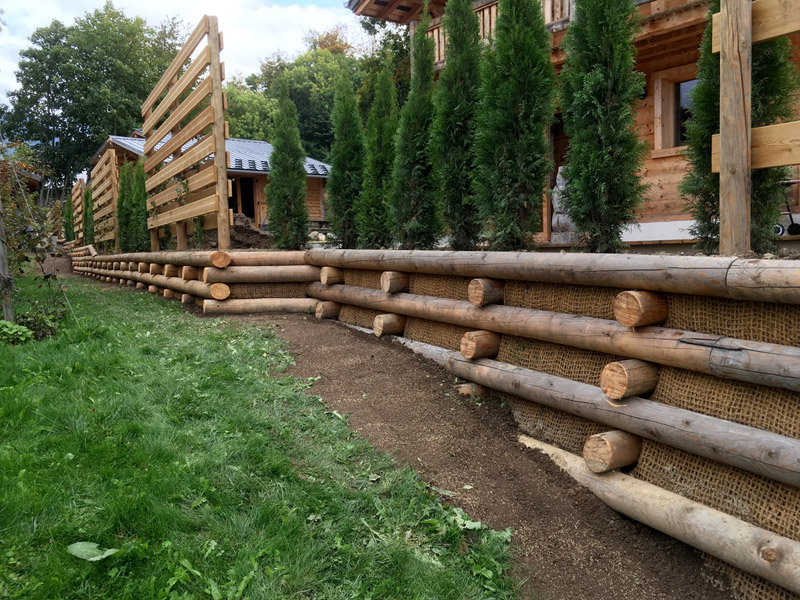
(83, 186), (94, 245)
(116, 162), (133, 251)
(680, 0), (799, 254)
(473, 0), (555, 251)
(560, 0), (648, 253)
(327, 75), (365, 248)
(430, 0), (481, 250)
(130, 160), (149, 251)
(391, 10), (439, 249)
(63, 195), (74, 242)
(267, 79), (309, 250)
(356, 59), (397, 249)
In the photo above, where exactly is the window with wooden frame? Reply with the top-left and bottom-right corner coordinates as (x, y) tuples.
(652, 63), (698, 158)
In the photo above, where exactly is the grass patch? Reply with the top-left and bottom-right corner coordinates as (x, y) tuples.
(0, 277), (516, 599)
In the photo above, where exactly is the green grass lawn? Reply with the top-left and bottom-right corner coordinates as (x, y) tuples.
(0, 276), (516, 599)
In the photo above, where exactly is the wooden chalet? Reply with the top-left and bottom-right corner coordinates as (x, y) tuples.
(349, 0), (800, 248)
(88, 133), (331, 230)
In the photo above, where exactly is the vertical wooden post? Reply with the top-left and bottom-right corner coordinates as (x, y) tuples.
(719, 0), (752, 255)
(0, 201), (14, 322)
(208, 16), (230, 250)
(150, 228), (160, 251)
(176, 222), (188, 250)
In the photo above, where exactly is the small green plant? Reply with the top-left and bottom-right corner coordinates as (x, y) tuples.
(14, 298), (66, 340)
(0, 320), (34, 345)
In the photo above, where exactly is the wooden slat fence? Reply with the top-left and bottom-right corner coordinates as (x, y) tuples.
(710, 0), (800, 254)
(90, 148), (119, 250)
(141, 15), (230, 250)
(71, 179), (85, 244)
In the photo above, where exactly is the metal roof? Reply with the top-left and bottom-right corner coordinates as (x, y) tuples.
(107, 135), (331, 178)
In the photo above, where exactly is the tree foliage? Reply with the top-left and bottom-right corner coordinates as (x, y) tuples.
(225, 81), (277, 142)
(327, 76), (365, 248)
(680, 0), (799, 254)
(63, 192), (74, 242)
(431, 0), (482, 250)
(356, 61), (397, 249)
(130, 161), (149, 251)
(355, 19), (411, 123)
(391, 11), (439, 249)
(1, 2), (183, 190)
(473, 0), (554, 251)
(560, 0), (648, 253)
(116, 163), (133, 252)
(83, 186), (94, 246)
(266, 81), (309, 250)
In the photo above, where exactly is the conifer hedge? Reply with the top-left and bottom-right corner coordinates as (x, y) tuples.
(63, 195), (74, 242)
(560, 0), (648, 253)
(267, 80), (309, 250)
(391, 11), (440, 249)
(328, 75), (365, 248)
(116, 163), (133, 251)
(430, 0), (482, 251)
(473, 0), (554, 251)
(356, 60), (397, 249)
(82, 186), (93, 245)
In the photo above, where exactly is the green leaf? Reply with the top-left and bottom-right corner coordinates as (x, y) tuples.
(67, 542), (120, 561)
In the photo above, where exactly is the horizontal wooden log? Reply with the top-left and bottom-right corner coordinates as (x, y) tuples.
(163, 264), (180, 278)
(583, 431), (642, 473)
(320, 267), (345, 286)
(305, 250), (800, 304)
(520, 435), (800, 594)
(181, 294), (196, 305)
(305, 283), (800, 392)
(138, 262), (149, 273)
(315, 301), (341, 320)
(181, 265), (201, 280)
(373, 314), (406, 337)
(468, 278), (505, 307)
(92, 251), (231, 268)
(163, 289), (178, 300)
(226, 251), (307, 266)
(460, 330), (502, 360)
(387, 339), (800, 487)
(600, 360), (660, 400)
(202, 265), (321, 284)
(457, 382), (489, 397)
(148, 285), (160, 294)
(92, 268), (229, 300)
(613, 291), (669, 327)
(149, 263), (164, 275)
(136, 282), (147, 290)
(380, 271), (410, 294)
(202, 298), (317, 314)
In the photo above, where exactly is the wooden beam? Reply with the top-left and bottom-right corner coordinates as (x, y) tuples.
(373, 313), (407, 337)
(583, 431), (642, 473)
(613, 291), (669, 327)
(712, 120), (800, 172)
(380, 271), (410, 294)
(460, 331), (502, 360)
(712, 0), (800, 53)
(468, 278), (505, 307)
(600, 360), (661, 400)
(226, 251), (307, 266)
(202, 265), (321, 283)
(718, 0), (752, 255)
(521, 436), (800, 594)
(320, 266), (345, 285)
(203, 298), (317, 314)
(315, 301), (341, 320)
(208, 16), (231, 250)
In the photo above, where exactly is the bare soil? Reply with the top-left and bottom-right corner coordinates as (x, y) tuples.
(227, 312), (731, 600)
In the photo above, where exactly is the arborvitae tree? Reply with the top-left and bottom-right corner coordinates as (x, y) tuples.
(63, 194), (74, 242)
(355, 59), (397, 249)
(327, 75), (365, 248)
(680, 0), (799, 254)
(430, 0), (481, 250)
(560, 0), (648, 253)
(83, 186), (94, 245)
(266, 79), (309, 250)
(116, 162), (133, 251)
(391, 10), (439, 249)
(130, 160), (150, 251)
(473, 0), (555, 251)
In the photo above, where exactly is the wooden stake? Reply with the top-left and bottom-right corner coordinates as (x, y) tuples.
(601, 360), (660, 400)
(460, 331), (502, 360)
(315, 301), (341, 320)
(208, 16), (231, 250)
(380, 271), (410, 294)
(468, 278), (505, 307)
(520, 435), (800, 594)
(613, 291), (669, 327)
(320, 267), (345, 286)
(373, 314), (407, 337)
(719, 0), (752, 255)
(583, 431), (642, 473)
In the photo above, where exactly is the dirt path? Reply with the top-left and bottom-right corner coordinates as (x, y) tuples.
(227, 313), (729, 600)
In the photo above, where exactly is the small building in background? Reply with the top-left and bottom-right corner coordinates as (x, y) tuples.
(88, 133), (331, 231)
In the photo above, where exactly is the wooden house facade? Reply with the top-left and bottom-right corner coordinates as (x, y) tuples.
(349, 0), (800, 247)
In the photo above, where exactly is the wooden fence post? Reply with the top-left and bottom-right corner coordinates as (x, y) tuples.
(719, 0), (752, 255)
(208, 16), (230, 250)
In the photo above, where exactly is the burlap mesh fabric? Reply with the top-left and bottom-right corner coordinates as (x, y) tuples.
(664, 293), (800, 347)
(404, 318), (472, 352)
(343, 269), (382, 290)
(228, 283), (307, 300)
(408, 274), (471, 301)
(504, 281), (621, 318)
(339, 305), (381, 329)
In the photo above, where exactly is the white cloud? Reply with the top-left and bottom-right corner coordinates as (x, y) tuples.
(0, 0), (361, 103)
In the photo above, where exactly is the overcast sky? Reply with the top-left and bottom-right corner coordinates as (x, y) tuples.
(0, 0), (363, 104)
